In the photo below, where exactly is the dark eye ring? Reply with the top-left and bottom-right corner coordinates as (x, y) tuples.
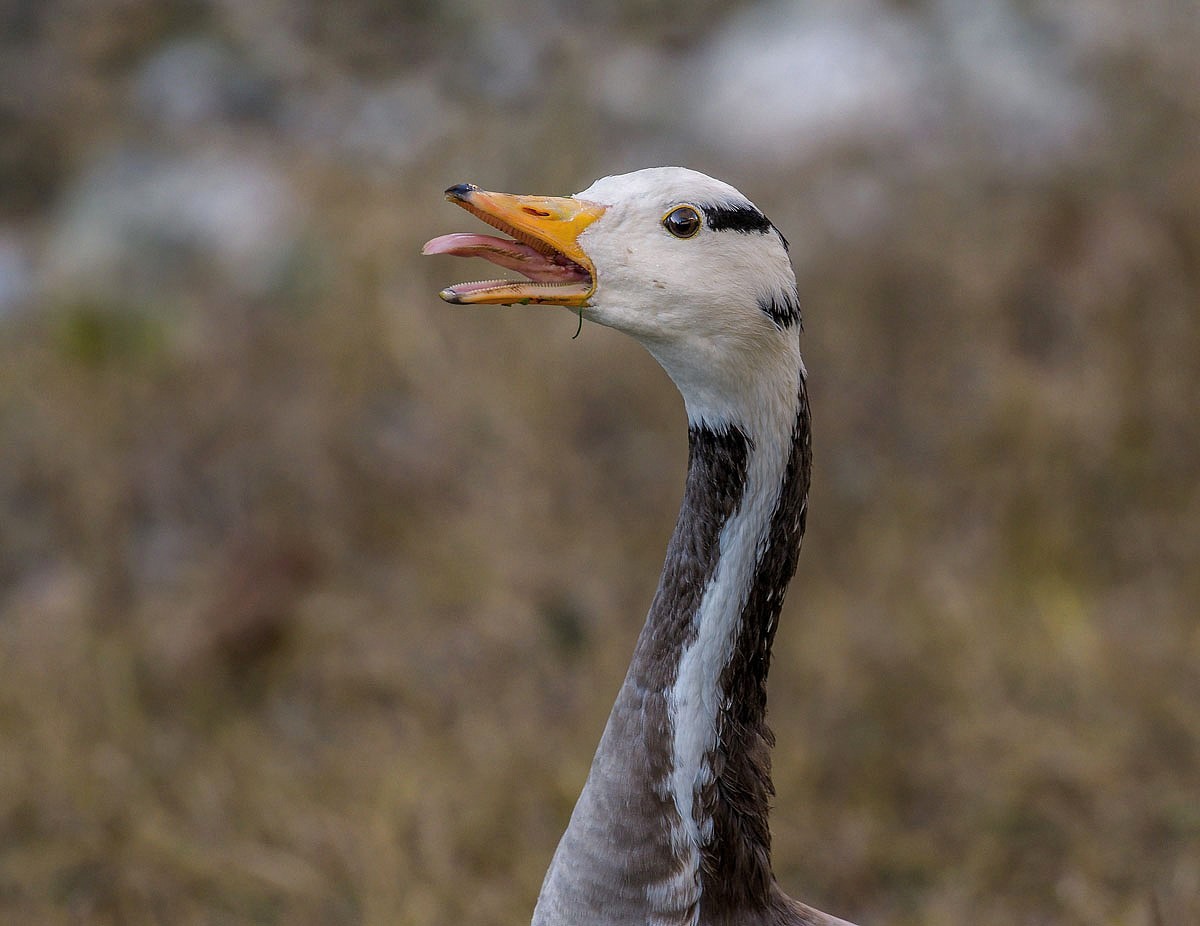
(663, 205), (702, 239)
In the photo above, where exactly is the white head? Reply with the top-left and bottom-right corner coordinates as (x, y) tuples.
(423, 167), (803, 430)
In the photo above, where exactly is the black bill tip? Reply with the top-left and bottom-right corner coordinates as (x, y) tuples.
(444, 183), (480, 202)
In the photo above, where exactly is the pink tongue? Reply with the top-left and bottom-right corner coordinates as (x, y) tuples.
(422, 233), (586, 283)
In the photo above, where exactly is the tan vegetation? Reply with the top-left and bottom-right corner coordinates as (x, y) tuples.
(1, 2), (1197, 924)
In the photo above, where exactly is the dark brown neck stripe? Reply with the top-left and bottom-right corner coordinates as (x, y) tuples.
(636, 422), (752, 684)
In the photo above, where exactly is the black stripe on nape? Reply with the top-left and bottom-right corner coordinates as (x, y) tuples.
(700, 203), (773, 235)
(757, 285), (802, 330)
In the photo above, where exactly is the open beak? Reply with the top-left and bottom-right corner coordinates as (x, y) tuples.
(422, 183), (605, 306)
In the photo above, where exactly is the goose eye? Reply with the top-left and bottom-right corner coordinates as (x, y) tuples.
(663, 206), (702, 239)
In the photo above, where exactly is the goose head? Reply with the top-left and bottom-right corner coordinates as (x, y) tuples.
(423, 166), (802, 427)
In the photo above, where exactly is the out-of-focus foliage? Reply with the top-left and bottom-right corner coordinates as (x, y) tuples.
(1, 1), (1197, 924)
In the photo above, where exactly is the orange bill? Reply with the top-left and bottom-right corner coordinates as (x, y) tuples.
(422, 184), (605, 306)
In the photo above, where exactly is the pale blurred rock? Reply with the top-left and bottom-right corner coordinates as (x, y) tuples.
(688, 0), (1101, 171)
(691, 2), (932, 163)
(43, 147), (302, 303)
(935, 0), (1101, 170)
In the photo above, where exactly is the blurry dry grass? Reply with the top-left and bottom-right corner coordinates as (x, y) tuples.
(2, 3), (1200, 925)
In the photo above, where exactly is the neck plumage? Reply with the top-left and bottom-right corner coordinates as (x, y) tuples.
(533, 373), (823, 926)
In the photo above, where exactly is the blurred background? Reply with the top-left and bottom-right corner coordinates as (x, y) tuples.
(1, 1), (1198, 924)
